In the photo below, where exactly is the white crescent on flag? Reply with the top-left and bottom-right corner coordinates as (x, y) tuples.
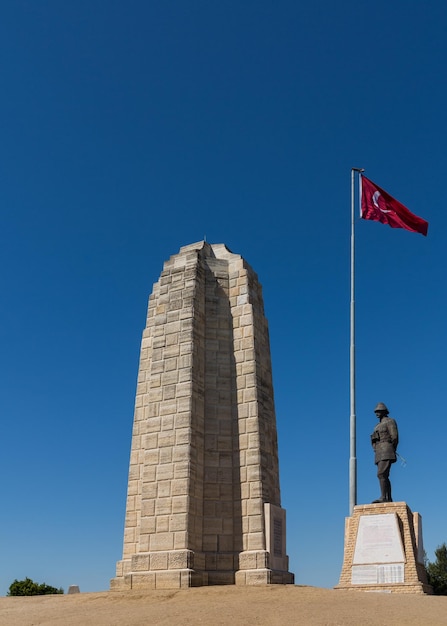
(372, 190), (391, 213)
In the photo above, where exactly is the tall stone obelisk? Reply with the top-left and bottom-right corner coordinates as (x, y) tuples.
(111, 242), (293, 589)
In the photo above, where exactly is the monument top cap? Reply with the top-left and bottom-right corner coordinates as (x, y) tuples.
(179, 241), (234, 256)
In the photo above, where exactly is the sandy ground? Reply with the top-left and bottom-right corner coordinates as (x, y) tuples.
(1, 586), (446, 626)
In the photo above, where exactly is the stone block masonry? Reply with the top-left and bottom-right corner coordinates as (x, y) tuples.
(336, 502), (432, 594)
(111, 242), (294, 589)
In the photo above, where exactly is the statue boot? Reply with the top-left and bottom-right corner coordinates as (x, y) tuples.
(385, 478), (392, 502)
(372, 478), (388, 504)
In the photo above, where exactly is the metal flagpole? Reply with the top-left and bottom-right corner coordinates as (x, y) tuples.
(349, 167), (364, 516)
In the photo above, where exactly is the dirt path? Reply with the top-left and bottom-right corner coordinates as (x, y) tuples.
(1, 585), (446, 626)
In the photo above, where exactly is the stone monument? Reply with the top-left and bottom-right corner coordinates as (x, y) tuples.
(336, 403), (431, 594)
(336, 502), (432, 594)
(111, 241), (294, 590)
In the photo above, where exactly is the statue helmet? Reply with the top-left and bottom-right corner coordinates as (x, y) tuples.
(374, 402), (389, 414)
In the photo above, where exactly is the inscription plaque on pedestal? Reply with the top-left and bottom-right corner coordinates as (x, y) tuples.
(353, 513), (405, 565)
(336, 503), (432, 594)
(352, 563), (404, 585)
(264, 503), (289, 573)
(273, 518), (282, 557)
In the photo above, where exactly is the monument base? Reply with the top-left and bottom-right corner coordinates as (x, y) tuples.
(235, 544), (294, 585)
(335, 502), (432, 594)
(235, 568), (294, 585)
(111, 550), (207, 590)
(111, 503), (294, 590)
(111, 545), (294, 590)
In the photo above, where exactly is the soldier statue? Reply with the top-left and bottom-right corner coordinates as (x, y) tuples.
(370, 402), (399, 503)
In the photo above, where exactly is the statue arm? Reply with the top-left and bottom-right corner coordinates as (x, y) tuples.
(389, 419), (399, 449)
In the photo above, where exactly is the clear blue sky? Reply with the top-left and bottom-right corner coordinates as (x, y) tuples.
(1, 0), (446, 594)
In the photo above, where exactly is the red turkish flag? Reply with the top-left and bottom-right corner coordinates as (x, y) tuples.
(361, 176), (428, 236)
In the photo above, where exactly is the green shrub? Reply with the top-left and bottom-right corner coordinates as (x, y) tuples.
(7, 577), (63, 596)
(426, 543), (447, 595)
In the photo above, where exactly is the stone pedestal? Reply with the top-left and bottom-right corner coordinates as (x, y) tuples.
(111, 242), (294, 590)
(336, 502), (432, 594)
(235, 503), (293, 585)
